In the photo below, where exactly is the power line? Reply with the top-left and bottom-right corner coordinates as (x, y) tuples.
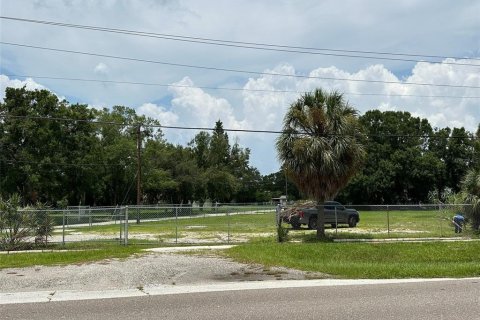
(3, 159), (128, 167)
(5, 74), (480, 99)
(0, 114), (128, 126)
(1, 16), (479, 66)
(2, 42), (480, 89)
(0, 114), (477, 140)
(158, 124), (478, 140)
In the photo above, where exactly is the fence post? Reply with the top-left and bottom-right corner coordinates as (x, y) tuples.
(62, 209), (65, 246)
(119, 207), (123, 243)
(175, 206), (178, 244)
(136, 205), (140, 224)
(387, 205), (390, 237)
(439, 204), (443, 237)
(227, 208), (230, 244)
(335, 207), (338, 235)
(125, 206), (129, 246)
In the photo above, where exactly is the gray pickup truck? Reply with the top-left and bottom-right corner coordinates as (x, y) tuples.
(284, 201), (360, 229)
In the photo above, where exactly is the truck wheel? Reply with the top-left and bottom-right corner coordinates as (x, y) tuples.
(348, 216), (357, 228)
(290, 216), (301, 229)
(308, 217), (317, 230)
(291, 222), (301, 229)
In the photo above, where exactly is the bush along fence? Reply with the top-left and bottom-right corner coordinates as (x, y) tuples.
(0, 203), (477, 250)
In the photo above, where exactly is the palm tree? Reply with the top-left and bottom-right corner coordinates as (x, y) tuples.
(276, 89), (366, 239)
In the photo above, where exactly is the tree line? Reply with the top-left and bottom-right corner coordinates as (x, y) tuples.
(337, 110), (479, 204)
(0, 87), (478, 206)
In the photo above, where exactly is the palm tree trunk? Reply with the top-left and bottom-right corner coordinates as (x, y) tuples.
(316, 200), (326, 239)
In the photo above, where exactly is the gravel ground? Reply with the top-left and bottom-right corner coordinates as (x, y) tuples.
(0, 251), (328, 293)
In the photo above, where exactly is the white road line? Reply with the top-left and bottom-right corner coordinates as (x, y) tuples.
(2, 278), (479, 305)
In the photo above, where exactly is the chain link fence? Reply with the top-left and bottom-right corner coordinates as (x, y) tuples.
(1, 203), (475, 249)
(123, 204), (275, 245)
(321, 203), (472, 239)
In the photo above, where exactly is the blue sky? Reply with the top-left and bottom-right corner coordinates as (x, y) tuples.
(1, 0), (479, 174)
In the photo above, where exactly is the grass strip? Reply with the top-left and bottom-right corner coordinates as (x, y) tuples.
(0, 244), (144, 269)
(222, 240), (480, 278)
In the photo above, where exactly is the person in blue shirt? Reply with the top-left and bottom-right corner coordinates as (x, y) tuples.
(453, 213), (465, 233)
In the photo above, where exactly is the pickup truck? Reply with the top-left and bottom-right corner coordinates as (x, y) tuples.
(283, 201), (360, 229)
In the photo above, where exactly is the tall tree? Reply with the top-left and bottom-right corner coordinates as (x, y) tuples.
(276, 89), (366, 239)
(0, 87), (99, 205)
(339, 110), (454, 204)
(444, 127), (475, 192)
(189, 131), (211, 169)
(209, 120), (230, 168)
(188, 121), (256, 204)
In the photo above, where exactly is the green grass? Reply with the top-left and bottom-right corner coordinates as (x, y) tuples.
(64, 212), (276, 235)
(222, 239), (480, 278)
(0, 242), (147, 269)
(356, 210), (455, 237)
(57, 209), (475, 244)
(287, 209), (472, 239)
(49, 206), (274, 227)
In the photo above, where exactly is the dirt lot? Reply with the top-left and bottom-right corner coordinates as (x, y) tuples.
(0, 250), (328, 293)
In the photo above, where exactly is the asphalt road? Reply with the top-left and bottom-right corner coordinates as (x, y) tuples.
(1, 279), (479, 320)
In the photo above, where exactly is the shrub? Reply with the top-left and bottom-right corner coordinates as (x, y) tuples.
(0, 194), (33, 250)
(276, 223), (289, 243)
(0, 195), (55, 250)
(33, 210), (55, 247)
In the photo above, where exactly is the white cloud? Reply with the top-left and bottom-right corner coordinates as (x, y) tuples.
(168, 77), (241, 129)
(137, 102), (178, 126)
(94, 62), (109, 75)
(0, 75), (47, 102)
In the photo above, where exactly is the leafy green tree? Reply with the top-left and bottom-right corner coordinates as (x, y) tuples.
(0, 87), (101, 204)
(205, 168), (238, 203)
(445, 128), (475, 192)
(229, 140), (261, 202)
(209, 121), (230, 168)
(474, 125), (480, 167)
(189, 131), (211, 169)
(460, 168), (480, 231)
(0, 87), (264, 206)
(95, 107), (137, 205)
(260, 170), (301, 202)
(95, 106), (162, 205)
(143, 140), (176, 203)
(188, 121), (256, 204)
(339, 110), (458, 204)
(167, 146), (197, 204)
(276, 89), (366, 239)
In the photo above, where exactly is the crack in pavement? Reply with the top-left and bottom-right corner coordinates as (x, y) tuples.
(47, 291), (56, 302)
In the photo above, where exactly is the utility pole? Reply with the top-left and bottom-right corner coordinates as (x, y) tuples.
(136, 124), (142, 206)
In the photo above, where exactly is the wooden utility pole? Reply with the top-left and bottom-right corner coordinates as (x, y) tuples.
(136, 124), (142, 206)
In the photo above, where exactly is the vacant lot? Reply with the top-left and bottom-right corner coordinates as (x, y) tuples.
(52, 209), (471, 245)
